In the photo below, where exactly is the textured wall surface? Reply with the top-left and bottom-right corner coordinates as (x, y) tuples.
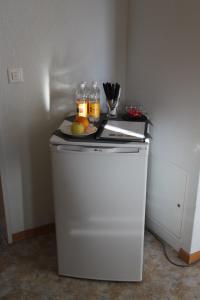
(0, 0), (129, 239)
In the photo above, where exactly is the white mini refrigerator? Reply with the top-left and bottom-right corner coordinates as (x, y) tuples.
(50, 132), (149, 281)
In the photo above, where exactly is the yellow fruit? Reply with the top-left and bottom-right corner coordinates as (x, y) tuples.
(71, 122), (85, 135)
(74, 116), (89, 130)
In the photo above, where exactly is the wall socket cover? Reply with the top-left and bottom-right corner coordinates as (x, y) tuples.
(7, 68), (24, 83)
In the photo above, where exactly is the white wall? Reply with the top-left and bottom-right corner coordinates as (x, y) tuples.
(3, 0), (200, 252)
(126, 0), (200, 252)
(0, 0), (129, 240)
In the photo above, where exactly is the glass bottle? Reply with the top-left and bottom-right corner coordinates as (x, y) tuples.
(76, 82), (88, 117)
(89, 81), (100, 123)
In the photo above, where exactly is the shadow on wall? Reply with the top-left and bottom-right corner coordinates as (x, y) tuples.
(49, 54), (82, 117)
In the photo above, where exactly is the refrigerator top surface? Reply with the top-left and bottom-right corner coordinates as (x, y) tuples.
(50, 114), (150, 148)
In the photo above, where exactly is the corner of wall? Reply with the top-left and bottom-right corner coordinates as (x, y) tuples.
(124, 0), (132, 102)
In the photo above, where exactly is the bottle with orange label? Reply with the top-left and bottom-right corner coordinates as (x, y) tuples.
(88, 81), (100, 123)
(76, 82), (88, 117)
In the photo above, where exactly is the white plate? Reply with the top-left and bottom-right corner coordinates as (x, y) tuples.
(60, 123), (97, 137)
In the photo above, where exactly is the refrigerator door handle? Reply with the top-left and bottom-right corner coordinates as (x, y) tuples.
(55, 145), (142, 154)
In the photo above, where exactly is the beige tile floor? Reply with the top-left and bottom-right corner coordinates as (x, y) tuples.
(0, 231), (200, 300)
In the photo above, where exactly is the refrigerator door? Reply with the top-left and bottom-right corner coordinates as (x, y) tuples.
(51, 144), (148, 281)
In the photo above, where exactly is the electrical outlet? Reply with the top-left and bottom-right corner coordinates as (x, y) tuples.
(7, 68), (24, 83)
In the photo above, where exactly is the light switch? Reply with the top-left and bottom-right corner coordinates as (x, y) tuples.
(7, 68), (24, 83)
